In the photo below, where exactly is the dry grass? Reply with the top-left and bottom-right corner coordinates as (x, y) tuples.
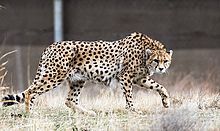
(0, 73), (219, 131)
(0, 51), (16, 96)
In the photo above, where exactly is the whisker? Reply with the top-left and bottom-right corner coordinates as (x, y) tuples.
(165, 70), (170, 75)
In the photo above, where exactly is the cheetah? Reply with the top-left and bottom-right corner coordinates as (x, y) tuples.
(2, 32), (173, 115)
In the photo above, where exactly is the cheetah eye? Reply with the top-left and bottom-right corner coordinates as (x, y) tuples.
(153, 59), (159, 63)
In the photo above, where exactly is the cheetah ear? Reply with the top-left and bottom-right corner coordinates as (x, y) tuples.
(145, 49), (152, 59)
(167, 50), (173, 57)
(146, 49), (152, 55)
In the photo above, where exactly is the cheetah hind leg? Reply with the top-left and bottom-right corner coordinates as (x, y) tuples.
(25, 90), (31, 113)
(24, 78), (65, 113)
(65, 80), (96, 116)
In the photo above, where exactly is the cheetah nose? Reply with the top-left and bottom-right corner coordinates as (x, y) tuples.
(159, 68), (163, 71)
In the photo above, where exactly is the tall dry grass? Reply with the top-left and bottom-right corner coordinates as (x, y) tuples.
(0, 51), (16, 95)
(0, 71), (219, 130)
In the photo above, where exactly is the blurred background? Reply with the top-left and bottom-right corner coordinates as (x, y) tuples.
(0, 0), (220, 91)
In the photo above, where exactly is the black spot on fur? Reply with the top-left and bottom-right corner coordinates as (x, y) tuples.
(150, 81), (155, 84)
(22, 93), (25, 98)
(8, 95), (15, 100)
(16, 95), (20, 102)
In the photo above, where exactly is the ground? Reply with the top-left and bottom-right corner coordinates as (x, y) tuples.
(0, 72), (220, 131)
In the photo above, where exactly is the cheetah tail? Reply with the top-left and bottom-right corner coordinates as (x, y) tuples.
(1, 92), (25, 107)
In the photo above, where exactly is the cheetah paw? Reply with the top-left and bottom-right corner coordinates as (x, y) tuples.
(162, 98), (170, 108)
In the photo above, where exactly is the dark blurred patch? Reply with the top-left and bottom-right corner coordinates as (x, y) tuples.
(10, 113), (22, 118)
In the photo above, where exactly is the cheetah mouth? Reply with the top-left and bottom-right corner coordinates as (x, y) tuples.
(156, 70), (166, 74)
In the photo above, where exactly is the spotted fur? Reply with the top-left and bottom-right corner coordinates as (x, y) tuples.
(2, 32), (173, 115)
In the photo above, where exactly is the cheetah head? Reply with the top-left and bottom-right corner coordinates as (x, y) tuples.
(145, 49), (173, 75)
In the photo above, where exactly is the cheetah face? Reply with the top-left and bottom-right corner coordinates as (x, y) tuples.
(146, 49), (173, 75)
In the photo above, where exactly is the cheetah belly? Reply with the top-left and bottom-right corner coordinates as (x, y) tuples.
(70, 59), (121, 86)
(68, 71), (88, 82)
(86, 65), (120, 85)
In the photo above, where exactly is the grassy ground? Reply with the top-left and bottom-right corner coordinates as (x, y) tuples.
(0, 75), (220, 131)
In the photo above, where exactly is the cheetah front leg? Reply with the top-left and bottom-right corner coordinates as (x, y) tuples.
(65, 79), (96, 116)
(134, 76), (170, 108)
